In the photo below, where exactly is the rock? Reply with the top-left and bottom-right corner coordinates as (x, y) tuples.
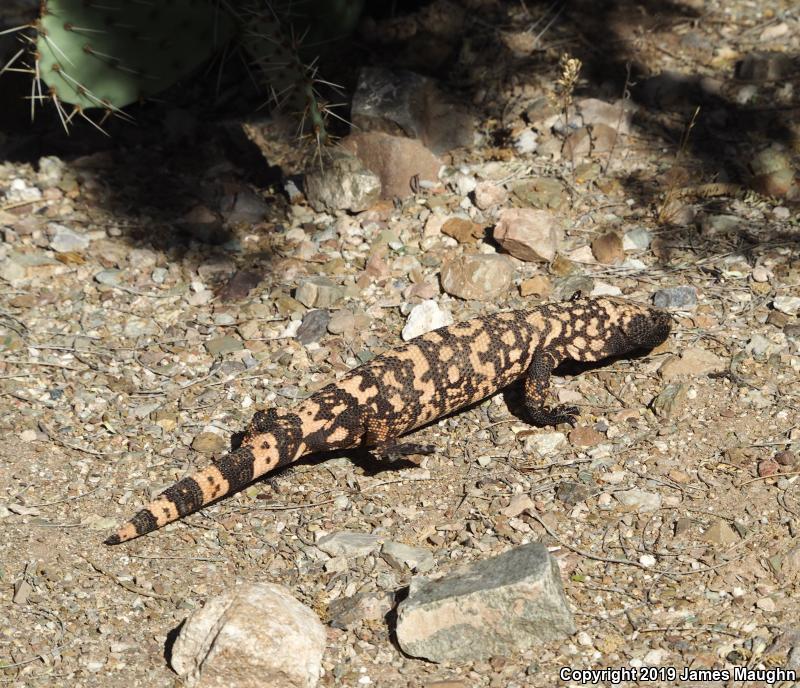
(296, 310), (330, 346)
(493, 208), (561, 262)
(123, 318), (158, 338)
(351, 67), (474, 155)
(576, 98), (632, 134)
(396, 542), (575, 662)
(614, 489), (662, 512)
(590, 231), (624, 264)
(441, 217), (483, 243)
(171, 583), (325, 688)
(659, 347), (725, 381)
(775, 450), (796, 467)
(328, 591), (394, 630)
(736, 52), (794, 82)
(509, 178), (566, 210)
(568, 426), (604, 448)
(703, 519), (739, 546)
(304, 150), (382, 213)
(327, 310), (356, 335)
(699, 214), (740, 238)
(295, 277), (343, 309)
(652, 286), (697, 309)
(440, 254), (515, 301)
(217, 270), (264, 302)
(205, 336), (244, 357)
(192, 432), (227, 454)
(749, 146), (798, 199)
(622, 227), (652, 251)
(402, 300), (453, 341)
(222, 187), (269, 224)
(501, 494), (536, 518)
(49, 224), (90, 253)
(316, 531), (381, 558)
(519, 275), (552, 298)
(650, 383), (689, 419)
(37, 155), (66, 186)
(523, 431), (567, 455)
(340, 132), (443, 199)
(556, 480), (599, 506)
(513, 128), (539, 154)
(774, 296), (800, 316)
(473, 182), (508, 210)
(382, 541), (435, 573)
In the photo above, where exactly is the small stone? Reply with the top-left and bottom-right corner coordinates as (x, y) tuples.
(758, 459), (780, 478)
(441, 217), (483, 243)
(171, 583), (325, 688)
(49, 224), (89, 253)
(316, 531), (381, 558)
(659, 347), (725, 381)
(700, 214), (740, 238)
(501, 494), (536, 518)
(650, 383), (688, 419)
(756, 596), (777, 613)
(523, 431), (567, 455)
(773, 296), (800, 316)
(749, 146), (797, 199)
(328, 592), (394, 630)
(509, 178), (566, 210)
(568, 426), (604, 447)
(327, 310), (356, 335)
(737, 51), (794, 82)
(340, 132), (443, 199)
(703, 519), (738, 546)
(493, 208), (561, 262)
(217, 270), (263, 302)
(296, 310), (330, 346)
(622, 227), (652, 251)
(614, 489), (662, 512)
(192, 432), (226, 454)
(402, 300), (453, 341)
(775, 450), (796, 467)
(440, 254), (515, 301)
(638, 554), (657, 568)
(19, 429), (38, 442)
(295, 277), (343, 309)
(590, 231), (624, 264)
(382, 541), (435, 573)
(519, 275), (552, 298)
(556, 481), (598, 506)
(123, 318), (158, 338)
(652, 286), (697, 309)
(576, 98), (633, 134)
(396, 543), (575, 662)
(473, 182), (508, 210)
(304, 150), (382, 212)
(205, 335), (244, 357)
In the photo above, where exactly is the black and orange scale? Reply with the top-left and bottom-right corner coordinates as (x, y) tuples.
(105, 295), (671, 544)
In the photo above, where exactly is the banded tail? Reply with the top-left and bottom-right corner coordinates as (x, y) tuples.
(105, 410), (306, 544)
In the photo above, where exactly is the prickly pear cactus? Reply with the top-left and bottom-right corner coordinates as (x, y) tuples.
(34, 0), (234, 113)
(237, 0), (364, 145)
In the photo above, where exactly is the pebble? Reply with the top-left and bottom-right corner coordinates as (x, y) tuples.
(396, 543), (575, 662)
(576, 98), (632, 134)
(340, 132), (443, 199)
(327, 592), (394, 631)
(523, 431), (567, 455)
(622, 227), (652, 251)
(171, 583), (325, 688)
(699, 214), (739, 238)
(49, 224), (90, 253)
(440, 254), (515, 301)
(473, 181), (508, 210)
(556, 481), (598, 506)
(296, 310), (330, 345)
(659, 347), (725, 381)
(652, 286), (697, 309)
(382, 541), (435, 573)
(568, 426), (605, 448)
(304, 150), (382, 213)
(749, 145), (797, 199)
(638, 554), (657, 568)
(191, 432), (227, 454)
(402, 300), (453, 340)
(316, 531), (381, 557)
(205, 335), (244, 357)
(590, 231), (624, 264)
(614, 489), (662, 512)
(509, 178), (566, 210)
(519, 275), (552, 298)
(441, 217), (483, 243)
(703, 519), (738, 546)
(295, 277), (343, 309)
(327, 310), (356, 335)
(493, 208), (561, 262)
(123, 318), (158, 338)
(773, 296), (800, 316)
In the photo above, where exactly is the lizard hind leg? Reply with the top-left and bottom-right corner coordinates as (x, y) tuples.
(364, 420), (435, 463)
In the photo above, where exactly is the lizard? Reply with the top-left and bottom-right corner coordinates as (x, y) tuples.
(105, 294), (671, 544)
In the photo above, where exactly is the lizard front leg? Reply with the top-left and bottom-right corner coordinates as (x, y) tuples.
(364, 420), (435, 463)
(524, 349), (579, 427)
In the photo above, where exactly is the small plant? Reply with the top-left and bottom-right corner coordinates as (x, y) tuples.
(554, 52), (582, 126)
(657, 105), (700, 224)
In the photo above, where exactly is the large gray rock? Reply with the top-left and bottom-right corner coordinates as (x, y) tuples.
(171, 583), (325, 688)
(304, 150), (381, 213)
(396, 542), (575, 662)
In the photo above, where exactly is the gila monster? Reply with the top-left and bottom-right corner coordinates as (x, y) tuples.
(105, 294), (671, 544)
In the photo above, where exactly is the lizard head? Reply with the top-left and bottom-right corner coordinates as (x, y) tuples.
(614, 301), (672, 351)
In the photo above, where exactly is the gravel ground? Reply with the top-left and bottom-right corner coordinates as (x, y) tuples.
(1, 0), (799, 686)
